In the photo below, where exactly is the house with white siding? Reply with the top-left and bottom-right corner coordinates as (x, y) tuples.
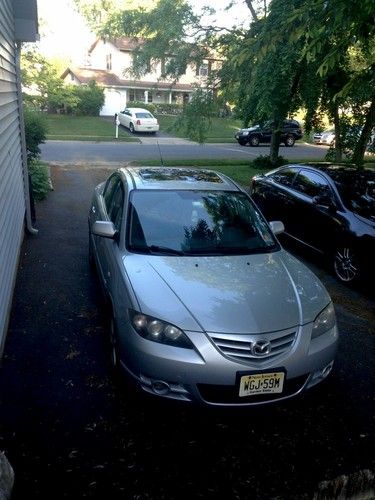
(61, 37), (220, 116)
(0, 0), (38, 354)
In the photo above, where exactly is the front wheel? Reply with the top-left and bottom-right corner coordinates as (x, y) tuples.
(249, 135), (260, 147)
(333, 246), (361, 283)
(284, 135), (295, 147)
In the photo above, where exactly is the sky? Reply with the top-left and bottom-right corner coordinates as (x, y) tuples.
(36, 0), (251, 64)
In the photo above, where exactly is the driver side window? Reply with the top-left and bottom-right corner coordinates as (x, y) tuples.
(103, 176), (125, 232)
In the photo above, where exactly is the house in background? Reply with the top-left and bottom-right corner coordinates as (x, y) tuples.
(61, 37), (220, 116)
(0, 0), (39, 354)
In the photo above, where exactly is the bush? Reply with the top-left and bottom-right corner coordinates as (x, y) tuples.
(71, 81), (105, 116)
(252, 155), (288, 169)
(154, 103), (182, 115)
(23, 107), (47, 162)
(126, 101), (157, 114)
(28, 161), (52, 201)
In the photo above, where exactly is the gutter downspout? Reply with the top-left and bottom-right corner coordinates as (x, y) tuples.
(15, 41), (38, 235)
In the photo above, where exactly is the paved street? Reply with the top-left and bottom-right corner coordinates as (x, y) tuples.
(41, 140), (328, 164)
(0, 166), (374, 499)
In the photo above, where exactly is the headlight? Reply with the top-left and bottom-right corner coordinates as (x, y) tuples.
(130, 310), (194, 348)
(242, 131), (249, 136)
(311, 303), (336, 339)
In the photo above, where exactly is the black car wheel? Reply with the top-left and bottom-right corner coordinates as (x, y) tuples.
(333, 246), (360, 283)
(249, 135), (260, 147)
(284, 135), (295, 147)
(129, 123), (135, 133)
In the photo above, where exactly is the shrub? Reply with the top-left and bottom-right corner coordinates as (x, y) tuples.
(28, 161), (52, 201)
(125, 101), (157, 114)
(72, 81), (105, 116)
(252, 155), (288, 169)
(23, 107), (47, 162)
(154, 103), (182, 115)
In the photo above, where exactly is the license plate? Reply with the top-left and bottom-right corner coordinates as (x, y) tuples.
(239, 372), (285, 397)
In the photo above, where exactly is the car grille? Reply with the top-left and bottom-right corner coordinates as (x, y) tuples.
(208, 329), (297, 365)
(197, 375), (308, 405)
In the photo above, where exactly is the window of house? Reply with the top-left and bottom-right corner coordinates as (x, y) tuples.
(196, 63), (209, 77)
(106, 53), (112, 71)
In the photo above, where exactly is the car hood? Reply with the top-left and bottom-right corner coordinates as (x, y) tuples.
(239, 126), (259, 133)
(124, 250), (330, 334)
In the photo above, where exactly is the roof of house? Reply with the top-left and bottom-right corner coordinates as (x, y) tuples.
(60, 67), (195, 92)
(88, 37), (144, 54)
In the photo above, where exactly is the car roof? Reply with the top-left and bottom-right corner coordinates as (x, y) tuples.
(118, 166), (241, 192)
(274, 163), (375, 182)
(125, 107), (152, 113)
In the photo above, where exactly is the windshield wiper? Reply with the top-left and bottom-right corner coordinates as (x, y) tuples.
(148, 245), (185, 256)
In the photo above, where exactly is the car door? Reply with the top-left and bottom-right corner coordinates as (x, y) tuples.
(252, 167), (299, 230)
(96, 174), (125, 295)
(289, 169), (339, 252)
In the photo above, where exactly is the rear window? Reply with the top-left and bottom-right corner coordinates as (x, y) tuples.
(135, 112), (153, 119)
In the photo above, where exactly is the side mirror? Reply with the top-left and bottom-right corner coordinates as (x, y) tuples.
(92, 221), (117, 239)
(269, 221), (285, 235)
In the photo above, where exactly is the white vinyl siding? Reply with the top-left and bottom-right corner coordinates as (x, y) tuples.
(0, 0), (26, 352)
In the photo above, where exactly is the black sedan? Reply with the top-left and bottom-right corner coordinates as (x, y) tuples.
(251, 164), (375, 284)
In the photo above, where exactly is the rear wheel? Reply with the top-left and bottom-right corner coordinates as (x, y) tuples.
(284, 135), (295, 147)
(249, 135), (260, 147)
(129, 123), (135, 133)
(333, 246), (361, 283)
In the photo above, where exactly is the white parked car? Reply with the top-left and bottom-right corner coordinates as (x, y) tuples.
(117, 107), (159, 134)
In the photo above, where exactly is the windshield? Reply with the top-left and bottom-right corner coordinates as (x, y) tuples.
(135, 112), (154, 119)
(127, 190), (279, 255)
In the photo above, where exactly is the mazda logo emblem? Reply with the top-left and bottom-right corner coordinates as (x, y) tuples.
(250, 340), (271, 357)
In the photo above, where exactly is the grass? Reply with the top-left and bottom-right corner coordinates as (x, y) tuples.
(157, 114), (241, 143)
(45, 115), (139, 142)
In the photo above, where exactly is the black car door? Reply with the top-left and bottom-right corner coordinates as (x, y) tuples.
(289, 169), (339, 252)
(252, 167), (299, 230)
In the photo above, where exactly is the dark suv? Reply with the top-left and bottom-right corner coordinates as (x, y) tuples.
(235, 119), (303, 147)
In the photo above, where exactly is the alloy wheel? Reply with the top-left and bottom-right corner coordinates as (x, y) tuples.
(333, 247), (359, 283)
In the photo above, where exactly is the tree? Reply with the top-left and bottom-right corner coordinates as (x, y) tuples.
(285, 0), (375, 167)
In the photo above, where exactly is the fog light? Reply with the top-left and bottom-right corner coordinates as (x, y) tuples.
(307, 361), (334, 388)
(151, 380), (171, 395)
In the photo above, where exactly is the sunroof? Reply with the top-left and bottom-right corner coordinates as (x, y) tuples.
(138, 168), (223, 183)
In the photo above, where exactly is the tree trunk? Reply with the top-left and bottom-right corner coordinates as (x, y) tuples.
(270, 119), (282, 165)
(333, 104), (342, 162)
(352, 99), (375, 169)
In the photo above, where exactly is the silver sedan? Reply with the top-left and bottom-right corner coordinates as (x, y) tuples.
(88, 167), (338, 406)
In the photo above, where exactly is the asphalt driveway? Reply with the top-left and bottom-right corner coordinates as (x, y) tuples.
(0, 166), (374, 499)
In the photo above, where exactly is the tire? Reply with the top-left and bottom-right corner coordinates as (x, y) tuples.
(284, 135), (295, 147)
(129, 123), (135, 133)
(249, 135), (260, 147)
(333, 246), (360, 283)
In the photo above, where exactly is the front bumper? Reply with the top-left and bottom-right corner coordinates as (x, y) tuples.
(116, 321), (338, 407)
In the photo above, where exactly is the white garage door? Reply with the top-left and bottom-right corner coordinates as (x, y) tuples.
(100, 89), (124, 116)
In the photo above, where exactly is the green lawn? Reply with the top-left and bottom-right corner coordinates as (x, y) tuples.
(157, 114), (242, 143)
(45, 115), (139, 142)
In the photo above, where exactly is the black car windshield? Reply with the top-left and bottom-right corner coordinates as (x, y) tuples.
(332, 171), (375, 221)
(127, 190), (279, 255)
